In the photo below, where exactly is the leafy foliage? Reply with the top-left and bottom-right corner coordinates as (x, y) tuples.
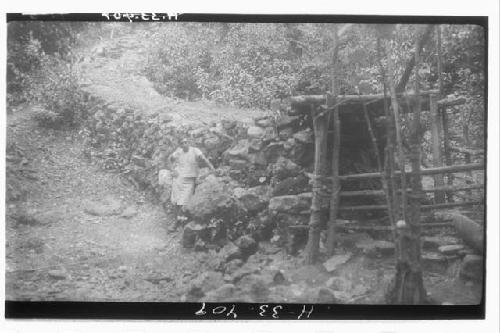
(8, 22), (89, 128)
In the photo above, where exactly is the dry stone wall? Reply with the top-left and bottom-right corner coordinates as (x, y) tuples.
(81, 94), (318, 252)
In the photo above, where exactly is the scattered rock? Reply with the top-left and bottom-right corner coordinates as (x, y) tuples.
(263, 142), (285, 164)
(255, 117), (274, 128)
(231, 263), (261, 283)
(203, 283), (236, 301)
(323, 253), (352, 273)
(316, 287), (339, 303)
(272, 270), (287, 284)
(185, 286), (205, 301)
(225, 259), (244, 275)
(48, 270), (67, 280)
(268, 192), (312, 214)
(220, 242), (243, 262)
(234, 185), (270, 216)
(182, 222), (206, 248)
(271, 157), (301, 180)
(239, 274), (270, 302)
(84, 196), (123, 216)
(247, 126), (266, 138)
(248, 138), (265, 153)
(224, 139), (251, 161)
(277, 115), (300, 130)
(355, 238), (394, 257)
(236, 235), (258, 259)
(438, 244), (465, 255)
(326, 276), (352, 291)
(271, 174), (310, 196)
(293, 128), (313, 144)
(422, 252), (449, 274)
(144, 275), (172, 284)
(460, 254), (483, 281)
(120, 206), (138, 218)
(229, 159), (248, 170)
(422, 235), (461, 251)
(191, 271), (224, 294)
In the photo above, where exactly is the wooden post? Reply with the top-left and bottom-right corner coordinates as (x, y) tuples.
(461, 108), (474, 197)
(384, 39), (408, 221)
(326, 104), (341, 256)
(376, 36), (399, 231)
(386, 26), (428, 305)
(304, 105), (329, 265)
(436, 26), (454, 201)
(430, 95), (445, 203)
(326, 26), (341, 257)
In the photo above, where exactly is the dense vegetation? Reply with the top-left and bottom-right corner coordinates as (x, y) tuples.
(7, 22), (485, 151)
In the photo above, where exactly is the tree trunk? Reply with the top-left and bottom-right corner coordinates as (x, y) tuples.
(304, 106), (329, 265)
(396, 25), (434, 92)
(386, 27), (428, 304)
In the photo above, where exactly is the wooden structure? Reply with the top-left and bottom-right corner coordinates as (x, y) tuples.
(293, 90), (484, 261)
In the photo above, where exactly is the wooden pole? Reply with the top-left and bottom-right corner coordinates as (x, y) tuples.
(326, 27), (341, 257)
(339, 200), (483, 212)
(336, 162), (484, 181)
(376, 36), (399, 234)
(436, 25), (455, 202)
(430, 95), (446, 203)
(386, 26), (428, 305)
(384, 38), (408, 222)
(304, 105), (329, 265)
(326, 103), (341, 256)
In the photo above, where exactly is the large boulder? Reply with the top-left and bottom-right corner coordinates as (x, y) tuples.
(268, 193), (312, 214)
(270, 157), (301, 180)
(460, 254), (483, 281)
(236, 235), (259, 259)
(247, 126), (266, 138)
(262, 142), (286, 164)
(272, 174), (310, 196)
(289, 141), (315, 167)
(224, 139), (251, 162)
(233, 185), (270, 216)
(293, 128), (314, 144)
(255, 117), (274, 128)
(185, 175), (237, 223)
(277, 115), (301, 130)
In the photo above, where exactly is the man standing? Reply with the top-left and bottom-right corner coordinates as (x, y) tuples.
(167, 138), (215, 231)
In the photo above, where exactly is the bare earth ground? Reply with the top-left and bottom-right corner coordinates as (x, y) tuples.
(6, 106), (206, 301)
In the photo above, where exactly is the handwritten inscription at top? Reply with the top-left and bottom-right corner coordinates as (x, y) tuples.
(101, 13), (179, 22)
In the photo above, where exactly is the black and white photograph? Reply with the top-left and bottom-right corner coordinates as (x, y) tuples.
(3, 11), (492, 321)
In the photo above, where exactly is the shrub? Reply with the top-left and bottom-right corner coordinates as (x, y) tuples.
(28, 55), (88, 128)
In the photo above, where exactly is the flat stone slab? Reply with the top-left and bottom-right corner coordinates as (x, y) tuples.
(84, 196), (123, 216)
(48, 270), (67, 280)
(323, 253), (352, 273)
(422, 235), (461, 250)
(120, 206), (138, 218)
(355, 239), (395, 256)
(438, 244), (465, 255)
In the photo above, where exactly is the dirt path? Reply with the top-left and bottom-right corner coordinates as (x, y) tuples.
(5, 106), (206, 301)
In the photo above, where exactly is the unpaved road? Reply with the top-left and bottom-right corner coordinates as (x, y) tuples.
(5, 106), (206, 301)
